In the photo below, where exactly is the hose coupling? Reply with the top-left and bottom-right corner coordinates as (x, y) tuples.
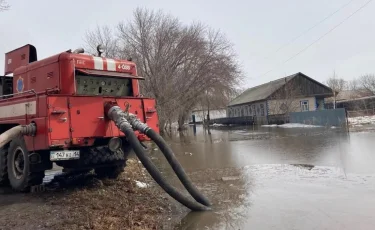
(106, 105), (132, 130)
(21, 123), (36, 136)
(105, 103), (150, 133)
(127, 114), (150, 134)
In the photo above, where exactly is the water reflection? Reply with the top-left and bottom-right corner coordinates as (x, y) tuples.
(173, 166), (252, 230)
(155, 125), (375, 229)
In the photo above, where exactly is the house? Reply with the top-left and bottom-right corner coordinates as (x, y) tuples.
(227, 72), (334, 124)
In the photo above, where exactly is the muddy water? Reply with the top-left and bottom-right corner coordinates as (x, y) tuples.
(152, 125), (375, 230)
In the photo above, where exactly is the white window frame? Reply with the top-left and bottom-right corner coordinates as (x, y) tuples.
(301, 100), (309, 112)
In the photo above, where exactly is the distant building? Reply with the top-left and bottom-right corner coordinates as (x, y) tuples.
(324, 89), (374, 110)
(190, 108), (226, 123)
(326, 90), (370, 102)
(227, 72), (334, 124)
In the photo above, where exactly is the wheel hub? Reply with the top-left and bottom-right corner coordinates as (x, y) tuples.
(13, 147), (25, 179)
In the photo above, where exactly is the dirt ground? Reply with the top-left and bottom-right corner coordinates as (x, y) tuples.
(0, 158), (182, 230)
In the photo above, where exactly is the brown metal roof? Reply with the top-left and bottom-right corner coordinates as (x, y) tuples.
(228, 72), (332, 106)
(228, 74), (297, 106)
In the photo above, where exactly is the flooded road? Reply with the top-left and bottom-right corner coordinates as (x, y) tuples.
(154, 125), (375, 230)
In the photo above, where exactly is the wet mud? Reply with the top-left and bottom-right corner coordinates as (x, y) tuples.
(0, 159), (178, 230)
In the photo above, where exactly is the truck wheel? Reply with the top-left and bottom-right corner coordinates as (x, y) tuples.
(94, 161), (126, 179)
(7, 136), (45, 192)
(85, 147), (126, 165)
(0, 147), (9, 185)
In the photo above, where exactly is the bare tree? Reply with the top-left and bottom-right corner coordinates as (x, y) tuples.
(83, 8), (242, 134)
(181, 78), (238, 121)
(83, 25), (121, 58)
(357, 74), (375, 95)
(0, 0), (9, 11)
(267, 79), (302, 121)
(347, 78), (359, 96)
(113, 8), (241, 133)
(325, 71), (347, 109)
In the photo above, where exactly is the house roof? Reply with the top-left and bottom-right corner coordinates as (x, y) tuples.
(228, 72), (331, 106)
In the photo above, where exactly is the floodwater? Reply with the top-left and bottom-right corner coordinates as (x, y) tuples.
(153, 125), (375, 230)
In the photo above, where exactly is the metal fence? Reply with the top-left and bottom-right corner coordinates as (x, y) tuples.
(209, 116), (254, 125)
(267, 115), (289, 125)
(289, 108), (348, 127)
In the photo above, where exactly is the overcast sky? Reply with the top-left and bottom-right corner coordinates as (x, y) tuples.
(0, 0), (374, 89)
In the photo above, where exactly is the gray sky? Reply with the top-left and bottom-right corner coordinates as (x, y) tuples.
(0, 0), (374, 89)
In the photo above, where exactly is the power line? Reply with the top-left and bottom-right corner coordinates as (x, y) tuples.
(261, 0), (355, 61)
(259, 0), (374, 78)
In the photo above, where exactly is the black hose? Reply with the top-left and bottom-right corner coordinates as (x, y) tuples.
(139, 141), (148, 150)
(121, 123), (210, 211)
(145, 129), (212, 207)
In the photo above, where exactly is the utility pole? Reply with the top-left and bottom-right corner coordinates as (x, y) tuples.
(206, 90), (210, 123)
(333, 71), (337, 109)
(333, 91), (336, 109)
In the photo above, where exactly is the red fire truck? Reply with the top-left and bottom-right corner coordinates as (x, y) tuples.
(0, 44), (159, 192)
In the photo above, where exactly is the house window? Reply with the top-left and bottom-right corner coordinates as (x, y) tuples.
(252, 105), (256, 116)
(301, 100), (309, 112)
(260, 104), (265, 116)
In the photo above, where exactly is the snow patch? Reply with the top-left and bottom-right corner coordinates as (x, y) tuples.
(262, 124), (278, 127)
(348, 115), (375, 126)
(242, 164), (375, 186)
(280, 123), (322, 128)
(135, 180), (149, 188)
(262, 123), (321, 128)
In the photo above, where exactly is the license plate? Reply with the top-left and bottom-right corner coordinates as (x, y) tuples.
(50, 150), (80, 161)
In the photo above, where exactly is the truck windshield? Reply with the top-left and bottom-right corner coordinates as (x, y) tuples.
(75, 72), (133, 96)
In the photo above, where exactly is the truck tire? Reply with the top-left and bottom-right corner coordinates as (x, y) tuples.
(0, 147), (9, 185)
(94, 161), (126, 179)
(84, 146), (125, 165)
(7, 136), (45, 192)
(90, 147), (126, 179)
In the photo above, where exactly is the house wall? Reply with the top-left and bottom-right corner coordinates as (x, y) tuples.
(190, 109), (226, 123)
(227, 101), (267, 117)
(267, 97), (316, 115)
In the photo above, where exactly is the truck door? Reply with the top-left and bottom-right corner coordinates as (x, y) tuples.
(69, 97), (106, 138)
(48, 96), (70, 140)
